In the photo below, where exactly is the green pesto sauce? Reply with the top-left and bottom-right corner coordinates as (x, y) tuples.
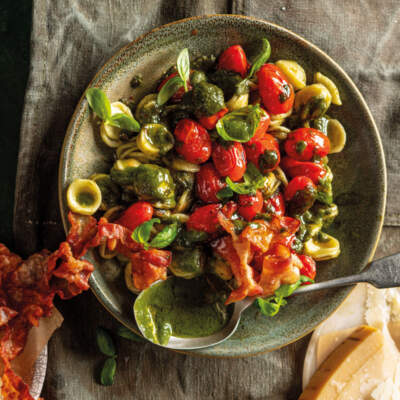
(77, 191), (95, 206)
(134, 277), (231, 345)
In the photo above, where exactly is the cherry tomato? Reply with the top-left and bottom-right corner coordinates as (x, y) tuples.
(284, 176), (316, 215)
(186, 204), (221, 234)
(263, 192), (285, 216)
(284, 128), (330, 161)
(196, 163), (226, 203)
(174, 119), (212, 164)
(212, 141), (247, 182)
(247, 108), (271, 145)
(238, 190), (263, 221)
(186, 202), (237, 234)
(115, 201), (153, 231)
(298, 254), (316, 283)
(245, 133), (280, 173)
(257, 64), (294, 114)
(217, 45), (248, 78)
(284, 176), (316, 202)
(198, 107), (228, 130)
(280, 156), (327, 184)
(158, 72), (192, 102)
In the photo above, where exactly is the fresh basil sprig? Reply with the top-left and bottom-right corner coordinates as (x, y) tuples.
(226, 162), (267, 195)
(216, 104), (262, 143)
(177, 48), (190, 92)
(96, 327), (116, 357)
(247, 38), (271, 79)
(216, 187), (234, 201)
(100, 358), (117, 386)
(86, 88), (140, 132)
(132, 218), (178, 249)
(157, 48), (190, 105)
(157, 75), (185, 106)
(257, 275), (314, 317)
(149, 222), (178, 248)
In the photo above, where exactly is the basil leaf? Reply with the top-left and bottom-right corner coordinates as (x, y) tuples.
(96, 327), (116, 357)
(257, 275), (313, 317)
(100, 357), (117, 386)
(86, 88), (111, 121)
(108, 113), (140, 132)
(257, 298), (281, 317)
(150, 222), (178, 248)
(116, 325), (145, 342)
(216, 187), (234, 200)
(131, 218), (161, 248)
(226, 162), (266, 195)
(274, 281), (302, 298)
(247, 38), (271, 78)
(176, 48), (190, 92)
(226, 177), (255, 195)
(157, 75), (184, 106)
(216, 105), (262, 142)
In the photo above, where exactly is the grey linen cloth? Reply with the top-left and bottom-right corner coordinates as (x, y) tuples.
(14, 1), (400, 399)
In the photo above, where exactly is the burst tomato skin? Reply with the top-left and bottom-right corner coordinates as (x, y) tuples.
(198, 107), (228, 130)
(247, 108), (271, 145)
(196, 163), (226, 203)
(257, 64), (294, 114)
(263, 192), (285, 216)
(238, 190), (264, 221)
(158, 72), (192, 102)
(284, 176), (316, 202)
(186, 202), (237, 234)
(217, 45), (248, 78)
(115, 201), (153, 231)
(284, 128), (330, 161)
(174, 119), (212, 164)
(298, 254), (316, 282)
(212, 141), (247, 182)
(280, 156), (327, 184)
(245, 133), (280, 173)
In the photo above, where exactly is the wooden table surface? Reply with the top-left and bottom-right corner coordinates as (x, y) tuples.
(40, 227), (399, 400)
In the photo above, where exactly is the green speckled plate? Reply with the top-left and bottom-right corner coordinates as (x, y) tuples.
(58, 15), (386, 357)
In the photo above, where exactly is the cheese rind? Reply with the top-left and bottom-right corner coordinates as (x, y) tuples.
(299, 326), (384, 400)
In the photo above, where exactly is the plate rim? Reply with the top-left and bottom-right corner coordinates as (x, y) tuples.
(58, 14), (387, 358)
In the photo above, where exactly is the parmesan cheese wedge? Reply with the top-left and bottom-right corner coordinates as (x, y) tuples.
(299, 326), (384, 400)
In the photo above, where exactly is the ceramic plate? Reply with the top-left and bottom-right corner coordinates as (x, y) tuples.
(58, 15), (386, 357)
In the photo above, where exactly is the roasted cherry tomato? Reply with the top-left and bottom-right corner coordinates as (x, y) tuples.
(115, 201), (153, 231)
(257, 64), (294, 114)
(217, 45), (248, 78)
(284, 176), (316, 215)
(298, 254), (316, 283)
(245, 133), (280, 173)
(174, 119), (212, 164)
(263, 192), (285, 216)
(238, 190), (263, 221)
(198, 107), (228, 130)
(212, 141), (247, 182)
(158, 72), (192, 102)
(247, 108), (271, 145)
(284, 128), (330, 161)
(280, 156), (327, 184)
(186, 202), (237, 234)
(196, 163), (226, 203)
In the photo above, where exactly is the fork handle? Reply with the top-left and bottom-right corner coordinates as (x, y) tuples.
(293, 252), (400, 295)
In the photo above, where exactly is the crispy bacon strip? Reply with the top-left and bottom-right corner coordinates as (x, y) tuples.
(258, 244), (302, 296)
(66, 213), (98, 258)
(130, 249), (172, 290)
(216, 213), (263, 304)
(0, 211), (174, 399)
